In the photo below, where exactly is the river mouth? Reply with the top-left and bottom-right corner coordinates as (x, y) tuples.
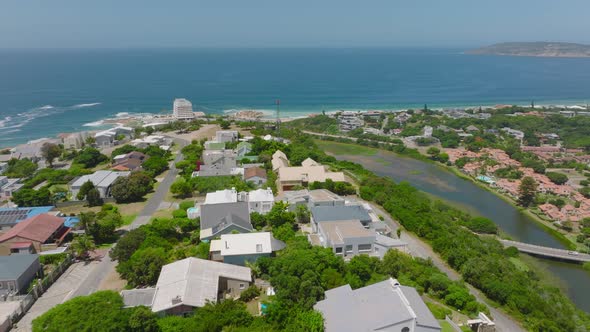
(320, 141), (590, 312)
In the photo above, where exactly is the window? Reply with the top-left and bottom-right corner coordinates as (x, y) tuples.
(256, 244), (263, 253)
(358, 244), (372, 252)
(401, 327), (410, 332)
(345, 245), (353, 253)
(239, 283), (246, 290)
(335, 247), (343, 254)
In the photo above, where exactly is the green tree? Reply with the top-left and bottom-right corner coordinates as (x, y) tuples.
(170, 179), (193, 198)
(70, 234), (96, 259)
(73, 147), (108, 168)
(40, 142), (62, 167)
(4, 158), (38, 178)
(546, 172), (569, 185)
(109, 227), (147, 262)
(32, 291), (130, 332)
(518, 176), (538, 207)
(77, 180), (96, 200)
(86, 187), (103, 207)
(128, 306), (160, 332)
(295, 204), (310, 224)
(266, 201), (296, 228)
(117, 247), (168, 286)
(142, 156), (169, 176)
(111, 172), (152, 203)
(12, 188), (52, 206)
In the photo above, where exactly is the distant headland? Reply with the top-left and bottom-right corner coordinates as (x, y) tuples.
(467, 42), (590, 58)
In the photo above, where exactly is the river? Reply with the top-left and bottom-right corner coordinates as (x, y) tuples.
(329, 147), (590, 312)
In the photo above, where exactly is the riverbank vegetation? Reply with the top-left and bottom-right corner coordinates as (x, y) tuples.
(301, 136), (590, 331)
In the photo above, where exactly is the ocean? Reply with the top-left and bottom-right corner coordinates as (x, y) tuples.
(1, 48), (590, 148)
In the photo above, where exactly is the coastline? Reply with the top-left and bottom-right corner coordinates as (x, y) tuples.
(3, 99), (590, 150)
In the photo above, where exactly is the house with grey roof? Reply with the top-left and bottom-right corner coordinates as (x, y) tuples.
(310, 205), (372, 232)
(153, 258), (251, 315)
(315, 278), (441, 332)
(0, 254), (41, 296)
(209, 232), (285, 266)
(312, 219), (376, 259)
(277, 189), (345, 212)
(69, 170), (130, 199)
(199, 202), (253, 241)
(198, 149), (238, 177)
(236, 141), (252, 157)
(215, 130), (239, 143)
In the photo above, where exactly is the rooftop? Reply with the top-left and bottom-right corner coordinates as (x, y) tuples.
(315, 278), (440, 332)
(244, 167), (267, 180)
(319, 220), (375, 245)
(0, 206), (54, 226)
(0, 214), (65, 243)
(151, 257), (251, 313)
(204, 189), (238, 205)
(311, 205), (372, 223)
(308, 189), (343, 203)
(0, 254), (39, 280)
(121, 288), (157, 308)
(71, 170), (130, 188)
(210, 232), (285, 256)
(248, 188), (274, 202)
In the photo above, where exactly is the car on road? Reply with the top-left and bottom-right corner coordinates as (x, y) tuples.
(568, 251), (579, 256)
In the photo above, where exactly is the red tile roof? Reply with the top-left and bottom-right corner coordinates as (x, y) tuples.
(0, 214), (65, 243)
(10, 242), (33, 249)
(244, 167), (267, 180)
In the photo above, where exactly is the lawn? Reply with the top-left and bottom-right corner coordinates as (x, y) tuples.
(438, 320), (456, 332)
(314, 140), (377, 156)
(121, 213), (138, 226)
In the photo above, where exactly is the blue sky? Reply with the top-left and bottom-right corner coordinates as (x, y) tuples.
(1, 0), (589, 48)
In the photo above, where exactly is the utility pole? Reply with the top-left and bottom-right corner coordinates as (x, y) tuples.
(276, 99), (281, 135)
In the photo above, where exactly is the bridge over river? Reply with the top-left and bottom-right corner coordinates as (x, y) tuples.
(499, 239), (590, 263)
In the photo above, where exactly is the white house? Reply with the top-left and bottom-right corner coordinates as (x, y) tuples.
(69, 170), (130, 198)
(246, 188), (274, 214)
(209, 232), (285, 266)
(215, 130), (239, 143)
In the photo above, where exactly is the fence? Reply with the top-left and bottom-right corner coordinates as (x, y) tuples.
(445, 315), (463, 332)
(1, 254), (74, 331)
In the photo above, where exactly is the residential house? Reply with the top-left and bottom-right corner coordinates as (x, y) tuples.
(138, 258), (251, 315)
(0, 177), (24, 200)
(112, 151), (148, 171)
(209, 232), (285, 266)
(215, 130), (239, 143)
(204, 188), (238, 204)
(69, 170), (130, 199)
(198, 150), (238, 177)
(374, 234), (408, 258)
(314, 278), (441, 332)
(310, 219), (376, 258)
(236, 141), (252, 157)
(0, 254), (41, 296)
(244, 167), (267, 185)
(277, 189), (345, 211)
(0, 206), (54, 231)
(501, 127), (525, 140)
(131, 135), (168, 149)
(271, 150), (289, 172)
(0, 214), (69, 256)
(10, 138), (61, 163)
(310, 205), (373, 231)
(94, 127), (133, 148)
(277, 159), (345, 191)
(338, 111), (364, 132)
(199, 202), (253, 241)
(246, 188), (274, 214)
(60, 132), (89, 150)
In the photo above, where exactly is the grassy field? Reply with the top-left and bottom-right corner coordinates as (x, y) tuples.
(315, 140), (378, 156)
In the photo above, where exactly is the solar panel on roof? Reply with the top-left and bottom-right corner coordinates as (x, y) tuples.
(0, 209), (31, 225)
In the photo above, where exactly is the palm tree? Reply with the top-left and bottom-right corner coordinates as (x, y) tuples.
(70, 235), (96, 260)
(244, 260), (261, 280)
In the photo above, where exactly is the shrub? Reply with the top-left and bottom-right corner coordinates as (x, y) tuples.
(239, 285), (261, 302)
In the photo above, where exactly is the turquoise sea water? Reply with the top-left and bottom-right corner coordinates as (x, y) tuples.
(1, 48), (590, 147)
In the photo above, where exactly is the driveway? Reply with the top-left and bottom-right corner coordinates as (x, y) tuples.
(12, 260), (99, 332)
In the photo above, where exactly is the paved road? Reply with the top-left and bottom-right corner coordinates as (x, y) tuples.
(13, 261), (99, 331)
(68, 137), (188, 299)
(366, 201), (525, 332)
(499, 239), (590, 262)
